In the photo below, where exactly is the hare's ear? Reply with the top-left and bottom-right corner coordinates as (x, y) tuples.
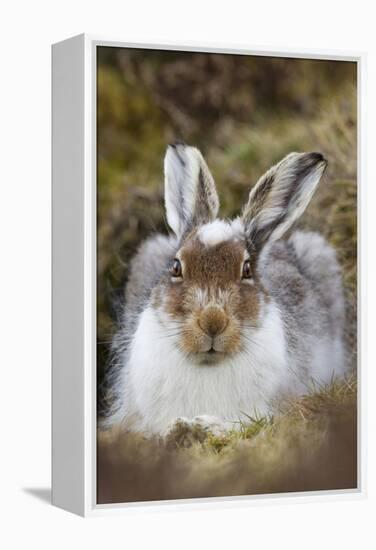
(164, 143), (219, 238)
(242, 152), (327, 250)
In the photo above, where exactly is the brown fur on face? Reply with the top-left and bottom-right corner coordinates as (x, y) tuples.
(159, 235), (261, 361)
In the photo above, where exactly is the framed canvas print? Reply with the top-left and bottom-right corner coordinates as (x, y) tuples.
(52, 34), (365, 516)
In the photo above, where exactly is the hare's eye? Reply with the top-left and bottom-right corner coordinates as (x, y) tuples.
(170, 258), (182, 278)
(242, 260), (252, 279)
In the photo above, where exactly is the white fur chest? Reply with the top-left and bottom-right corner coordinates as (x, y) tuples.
(122, 303), (288, 434)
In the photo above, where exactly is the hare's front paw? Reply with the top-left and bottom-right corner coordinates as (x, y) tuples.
(164, 415), (226, 448)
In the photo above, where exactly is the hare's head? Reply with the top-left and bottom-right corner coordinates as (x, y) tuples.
(151, 143), (327, 365)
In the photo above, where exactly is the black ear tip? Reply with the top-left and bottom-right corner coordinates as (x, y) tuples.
(310, 152), (328, 165)
(168, 140), (187, 149)
(167, 142), (187, 166)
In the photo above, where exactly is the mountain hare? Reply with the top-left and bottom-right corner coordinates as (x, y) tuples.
(104, 144), (345, 438)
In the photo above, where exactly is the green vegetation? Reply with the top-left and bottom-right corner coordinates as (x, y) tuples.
(98, 374), (356, 503)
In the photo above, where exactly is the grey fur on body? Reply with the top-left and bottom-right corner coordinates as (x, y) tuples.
(107, 230), (345, 424)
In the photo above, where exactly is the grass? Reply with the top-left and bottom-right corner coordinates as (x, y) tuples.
(97, 373), (357, 503)
(166, 372), (357, 454)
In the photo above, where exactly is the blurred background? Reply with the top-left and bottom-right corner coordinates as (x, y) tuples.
(97, 47), (357, 394)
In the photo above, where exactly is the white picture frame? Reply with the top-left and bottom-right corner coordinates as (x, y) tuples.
(52, 33), (366, 517)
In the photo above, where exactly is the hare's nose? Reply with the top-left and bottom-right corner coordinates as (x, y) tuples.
(198, 307), (228, 337)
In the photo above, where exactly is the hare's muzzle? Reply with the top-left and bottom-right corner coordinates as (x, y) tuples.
(198, 306), (228, 339)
